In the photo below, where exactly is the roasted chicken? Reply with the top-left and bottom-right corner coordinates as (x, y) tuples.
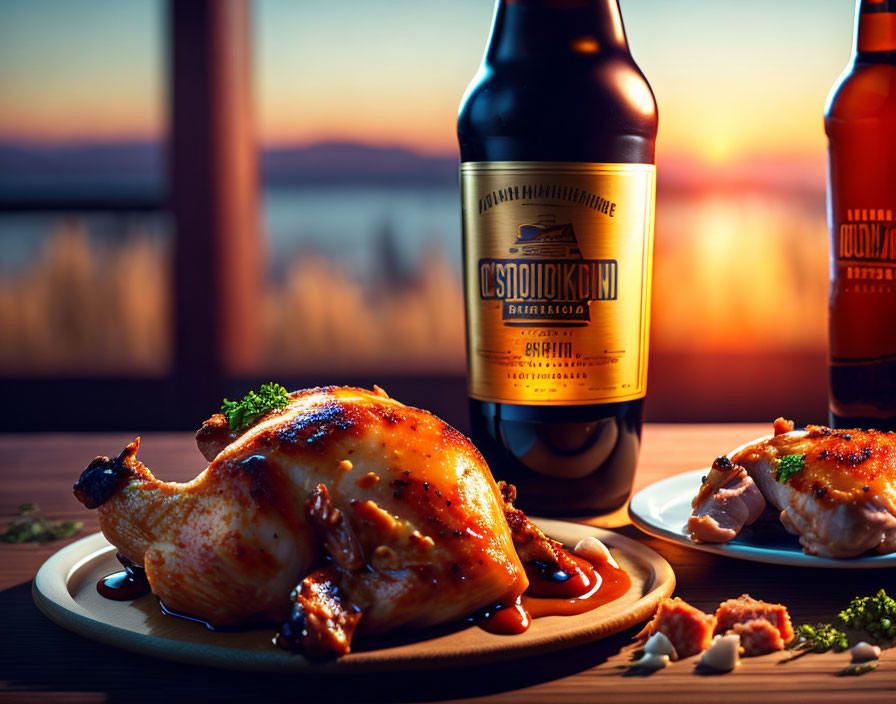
(75, 388), (528, 652)
(690, 418), (896, 557)
(74, 386), (555, 656)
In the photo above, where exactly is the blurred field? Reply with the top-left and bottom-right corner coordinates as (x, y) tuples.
(0, 186), (829, 384)
(263, 246), (465, 373)
(0, 219), (170, 374)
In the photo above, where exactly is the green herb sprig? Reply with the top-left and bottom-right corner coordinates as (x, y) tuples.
(838, 589), (896, 640)
(777, 454), (806, 484)
(0, 504), (82, 543)
(795, 622), (849, 652)
(221, 382), (291, 430)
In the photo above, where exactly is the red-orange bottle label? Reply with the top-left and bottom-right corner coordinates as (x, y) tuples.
(830, 207), (896, 362)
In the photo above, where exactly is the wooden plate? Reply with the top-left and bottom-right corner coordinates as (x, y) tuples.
(33, 519), (675, 672)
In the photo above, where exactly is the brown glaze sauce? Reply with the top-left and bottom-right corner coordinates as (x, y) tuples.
(96, 553), (151, 601)
(476, 551), (630, 634)
(97, 549), (629, 642)
(96, 556), (264, 632)
(473, 596), (532, 635)
(157, 602), (251, 632)
(96, 554), (228, 628)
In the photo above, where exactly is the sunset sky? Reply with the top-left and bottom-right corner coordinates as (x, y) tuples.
(0, 0), (855, 170)
(0, 0), (848, 377)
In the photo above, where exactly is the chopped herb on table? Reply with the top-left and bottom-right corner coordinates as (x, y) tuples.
(0, 503), (82, 543)
(838, 662), (878, 677)
(794, 622), (849, 652)
(221, 382), (291, 430)
(792, 588), (896, 662)
(838, 589), (896, 640)
(776, 454), (806, 484)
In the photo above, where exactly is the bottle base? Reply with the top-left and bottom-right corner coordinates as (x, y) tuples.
(829, 359), (896, 432)
(829, 410), (896, 432)
(469, 397), (644, 516)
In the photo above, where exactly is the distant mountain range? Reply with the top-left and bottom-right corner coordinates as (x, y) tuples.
(0, 140), (458, 187)
(264, 142), (456, 184)
(0, 139), (826, 198)
(0, 141), (163, 178)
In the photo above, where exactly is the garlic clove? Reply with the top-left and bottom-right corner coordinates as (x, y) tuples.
(700, 634), (741, 672)
(849, 641), (881, 663)
(644, 631), (678, 660)
(632, 653), (670, 671)
(574, 536), (619, 569)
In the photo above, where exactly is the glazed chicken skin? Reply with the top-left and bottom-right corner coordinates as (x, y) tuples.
(691, 418), (896, 557)
(74, 386), (529, 654)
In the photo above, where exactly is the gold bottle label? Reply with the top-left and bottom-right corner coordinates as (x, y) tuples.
(461, 161), (656, 406)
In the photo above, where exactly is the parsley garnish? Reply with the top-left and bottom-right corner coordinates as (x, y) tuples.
(221, 382), (291, 430)
(777, 454), (806, 484)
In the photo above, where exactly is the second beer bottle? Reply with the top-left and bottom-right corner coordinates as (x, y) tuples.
(458, 0), (657, 514)
(826, 0), (896, 430)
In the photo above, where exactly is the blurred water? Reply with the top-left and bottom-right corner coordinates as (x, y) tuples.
(263, 184), (461, 279)
(0, 211), (169, 272)
(0, 184), (461, 277)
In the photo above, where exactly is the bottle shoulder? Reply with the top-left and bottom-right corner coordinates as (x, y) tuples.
(825, 62), (896, 123)
(458, 56), (657, 142)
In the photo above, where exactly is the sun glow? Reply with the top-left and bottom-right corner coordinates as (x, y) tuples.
(651, 190), (828, 354)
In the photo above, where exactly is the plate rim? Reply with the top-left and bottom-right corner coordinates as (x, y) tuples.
(628, 468), (896, 569)
(33, 521), (675, 672)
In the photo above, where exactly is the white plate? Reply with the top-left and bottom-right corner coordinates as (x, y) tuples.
(629, 469), (896, 569)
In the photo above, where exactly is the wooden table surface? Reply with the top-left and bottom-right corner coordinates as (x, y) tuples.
(1, 425), (895, 703)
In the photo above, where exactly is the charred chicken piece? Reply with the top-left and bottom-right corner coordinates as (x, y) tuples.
(731, 618), (786, 656)
(714, 594), (794, 643)
(635, 597), (716, 658)
(498, 481), (580, 575)
(275, 567), (361, 658)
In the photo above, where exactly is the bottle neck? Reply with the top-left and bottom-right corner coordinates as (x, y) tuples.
(855, 0), (896, 62)
(484, 0), (629, 66)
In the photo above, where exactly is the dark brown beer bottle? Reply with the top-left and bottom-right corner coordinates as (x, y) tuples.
(458, 0), (657, 514)
(826, 0), (896, 430)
